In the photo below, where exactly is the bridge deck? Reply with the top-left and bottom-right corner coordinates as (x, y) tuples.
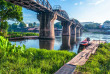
(55, 40), (106, 74)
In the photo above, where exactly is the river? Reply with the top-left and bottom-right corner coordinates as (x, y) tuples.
(10, 32), (110, 53)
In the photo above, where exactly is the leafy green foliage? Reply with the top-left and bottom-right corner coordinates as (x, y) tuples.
(19, 22), (26, 28)
(33, 22), (37, 27)
(0, 36), (76, 74)
(7, 32), (39, 38)
(29, 23), (33, 27)
(84, 23), (100, 29)
(0, 0), (23, 32)
(76, 43), (110, 74)
(54, 22), (62, 29)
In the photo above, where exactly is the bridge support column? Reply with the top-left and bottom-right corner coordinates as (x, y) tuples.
(71, 25), (77, 35)
(76, 27), (81, 36)
(62, 21), (72, 36)
(37, 12), (57, 39)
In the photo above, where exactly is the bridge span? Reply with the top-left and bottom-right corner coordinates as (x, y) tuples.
(6, 0), (83, 39)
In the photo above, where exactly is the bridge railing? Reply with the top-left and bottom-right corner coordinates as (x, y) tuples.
(35, 0), (52, 11)
(53, 10), (69, 20)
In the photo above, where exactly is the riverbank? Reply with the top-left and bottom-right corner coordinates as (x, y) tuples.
(7, 32), (39, 38)
(6, 32), (39, 40)
(74, 43), (110, 74)
(0, 36), (76, 74)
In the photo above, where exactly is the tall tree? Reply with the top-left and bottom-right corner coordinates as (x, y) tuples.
(29, 23), (33, 27)
(33, 22), (37, 27)
(54, 22), (62, 29)
(19, 22), (26, 29)
(0, 0), (23, 33)
(12, 23), (18, 31)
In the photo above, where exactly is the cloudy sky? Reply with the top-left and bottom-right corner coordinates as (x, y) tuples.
(9, 0), (110, 24)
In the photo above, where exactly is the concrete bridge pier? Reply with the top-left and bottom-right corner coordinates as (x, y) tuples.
(80, 28), (83, 35)
(76, 27), (81, 36)
(62, 21), (72, 36)
(37, 12), (57, 39)
(71, 25), (76, 35)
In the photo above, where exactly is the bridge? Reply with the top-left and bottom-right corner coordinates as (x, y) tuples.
(6, 0), (83, 39)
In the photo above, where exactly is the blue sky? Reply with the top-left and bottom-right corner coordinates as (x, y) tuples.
(8, 0), (110, 24)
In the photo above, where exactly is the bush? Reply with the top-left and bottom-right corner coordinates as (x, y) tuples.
(0, 36), (76, 74)
(75, 43), (110, 74)
(7, 32), (39, 38)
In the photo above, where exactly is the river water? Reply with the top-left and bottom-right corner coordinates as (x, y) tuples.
(10, 32), (110, 53)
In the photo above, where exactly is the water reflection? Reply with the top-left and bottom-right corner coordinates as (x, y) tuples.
(60, 36), (71, 50)
(70, 35), (76, 50)
(10, 32), (110, 53)
(39, 39), (55, 50)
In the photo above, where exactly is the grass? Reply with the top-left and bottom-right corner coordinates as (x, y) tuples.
(7, 32), (39, 38)
(0, 36), (76, 74)
(75, 43), (110, 74)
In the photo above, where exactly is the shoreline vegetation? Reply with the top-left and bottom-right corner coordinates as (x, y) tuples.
(75, 43), (110, 74)
(0, 36), (76, 74)
(0, 32), (39, 38)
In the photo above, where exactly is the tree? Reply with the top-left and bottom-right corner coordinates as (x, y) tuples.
(29, 23), (33, 27)
(12, 23), (18, 31)
(54, 22), (62, 29)
(33, 22), (37, 27)
(19, 22), (26, 29)
(84, 23), (100, 29)
(0, 0), (23, 33)
(0, 21), (8, 36)
(8, 24), (12, 32)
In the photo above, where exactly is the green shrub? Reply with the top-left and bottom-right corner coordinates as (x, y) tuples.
(7, 32), (39, 38)
(75, 43), (110, 74)
(0, 36), (76, 74)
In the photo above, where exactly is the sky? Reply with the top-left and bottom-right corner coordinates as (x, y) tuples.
(8, 0), (110, 24)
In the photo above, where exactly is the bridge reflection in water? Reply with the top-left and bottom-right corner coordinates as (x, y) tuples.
(39, 35), (81, 51)
(39, 39), (55, 50)
(10, 34), (81, 52)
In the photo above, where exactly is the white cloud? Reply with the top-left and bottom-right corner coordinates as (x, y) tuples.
(74, 3), (78, 5)
(80, 2), (83, 5)
(89, 0), (105, 5)
(74, 2), (83, 6)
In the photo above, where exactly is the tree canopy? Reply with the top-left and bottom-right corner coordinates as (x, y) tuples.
(84, 23), (100, 29)
(29, 23), (33, 27)
(54, 22), (62, 29)
(33, 22), (37, 27)
(0, 0), (23, 33)
(19, 22), (26, 28)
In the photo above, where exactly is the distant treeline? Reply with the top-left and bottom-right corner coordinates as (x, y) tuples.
(8, 22), (39, 32)
(84, 23), (100, 29)
(8, 22), (62, 32)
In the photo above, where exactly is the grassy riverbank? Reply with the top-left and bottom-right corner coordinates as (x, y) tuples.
(75, 43), (110, 74)
(7, 32), (39, 38)
(0, 36), (76, 74)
